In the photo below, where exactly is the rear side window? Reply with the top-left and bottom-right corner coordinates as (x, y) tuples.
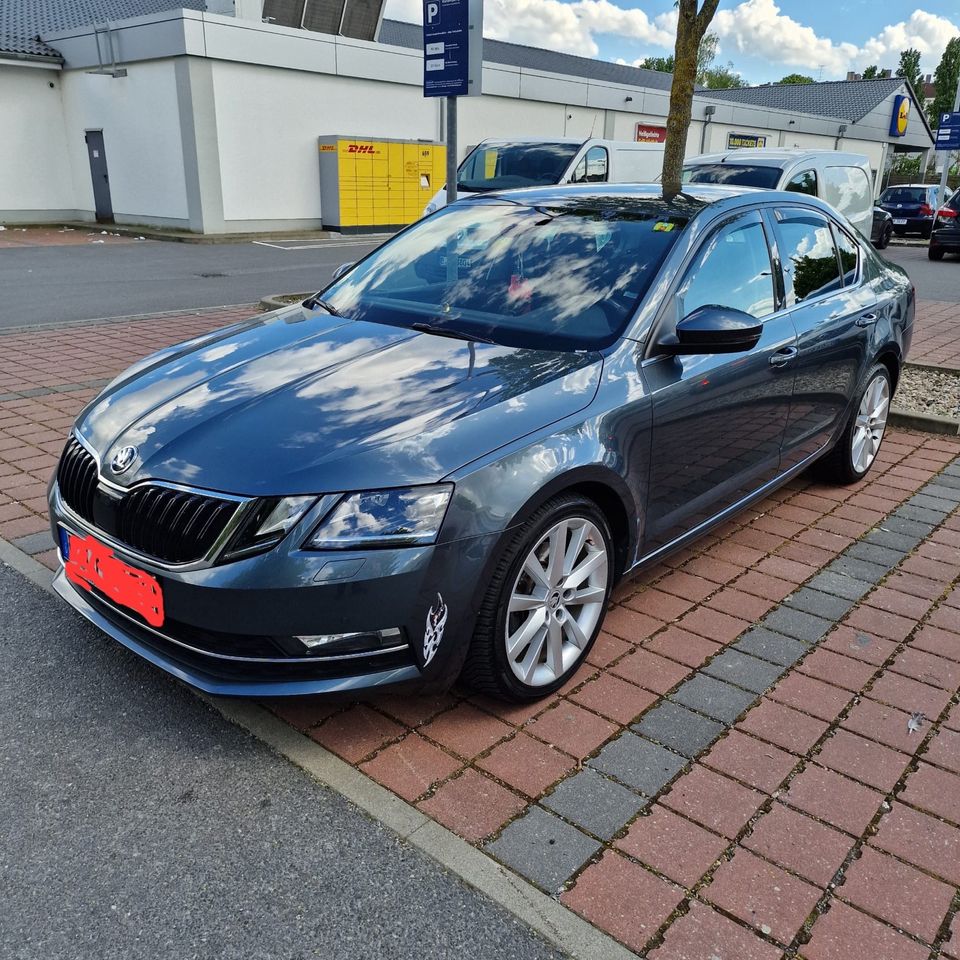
(774, 209), (842, 305)
(785, 170), (818, 196)
(833, 227), (859, 286)
(677, 214), (775, 320)
(822, 166), (871, 220)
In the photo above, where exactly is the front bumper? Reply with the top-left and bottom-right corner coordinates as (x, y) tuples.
(50, 486), (498, 697)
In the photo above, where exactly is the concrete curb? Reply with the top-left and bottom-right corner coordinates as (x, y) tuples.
(0, 532), (636, 960)
(53, 222), (340, 245)
(889, 406), (960, 436)
(259, 293), (313, 311)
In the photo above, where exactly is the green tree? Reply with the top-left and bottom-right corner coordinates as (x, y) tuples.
(702, 63), (746, 88)
(928, 36), (960, 126)
(662, 3), (723, 195)
(640, 31), (721, 85)
(861, 65), (880, 79)
(778, 73), (814, 84)
(640, 53), (675, 72)
(896, 47), (923, 100)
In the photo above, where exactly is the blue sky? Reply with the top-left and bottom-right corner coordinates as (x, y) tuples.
(384, 0), (960, 84)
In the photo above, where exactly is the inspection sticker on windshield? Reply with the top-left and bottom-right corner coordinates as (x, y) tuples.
(653, 221), (676, 232)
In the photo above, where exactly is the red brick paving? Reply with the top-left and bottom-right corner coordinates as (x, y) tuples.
(0, 225), (137, 247)
(4, 307), (960, 956)
(909, 300), (960, 370)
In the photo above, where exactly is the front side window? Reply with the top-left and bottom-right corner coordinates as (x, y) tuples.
(677, 215), (775, 320)
(774, 209), (842, 305)
(785, 170), (818, 196)
(571, 147), (609, 184)
(323, 199), (689, 351)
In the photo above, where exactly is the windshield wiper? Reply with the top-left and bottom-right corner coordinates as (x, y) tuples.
(304, 295), (343, 317)
(412, 321), (494, 344)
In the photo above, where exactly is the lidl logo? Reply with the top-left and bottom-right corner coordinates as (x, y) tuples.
(890, 95), (910, 137)
(347, 144), (376, 154)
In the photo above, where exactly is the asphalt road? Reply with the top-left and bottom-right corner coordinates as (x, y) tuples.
(0, 563), (562, 960)
(882, 243), (959, 302)
(0, 237), (381, 330)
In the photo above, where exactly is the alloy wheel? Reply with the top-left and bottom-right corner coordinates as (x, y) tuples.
(504, 517), (609, 687)
(851, 374), (890, 474)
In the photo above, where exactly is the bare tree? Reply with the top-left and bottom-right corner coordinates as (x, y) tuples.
(662, 0), (722, 195)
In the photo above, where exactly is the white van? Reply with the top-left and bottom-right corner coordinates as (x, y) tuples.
(424, 137), (665, 215)
(681, 149), (875, 238)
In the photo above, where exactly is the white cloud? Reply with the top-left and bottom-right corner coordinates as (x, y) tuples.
(385, 0), (959, 80)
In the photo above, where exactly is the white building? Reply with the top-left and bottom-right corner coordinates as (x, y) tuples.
(0, 0), (936, 234)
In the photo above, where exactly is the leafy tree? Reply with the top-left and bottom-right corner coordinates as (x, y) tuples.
(702, 63), (746, 88)
(662, 2), (722, 195)
(640, 53), (675, 72)
(861, 65), (880, 79)
(928, 36), (960, 126)
(640, 31), (721, 85)
(896, 48), (923, 100)
(778, 73), (814, 84)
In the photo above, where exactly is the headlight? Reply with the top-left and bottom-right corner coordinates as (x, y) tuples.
(306, 484), (452, 550)
(221, 495), (318, 561)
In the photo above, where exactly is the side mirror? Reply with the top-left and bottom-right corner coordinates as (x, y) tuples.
(661, 305), (763, 355)
(332, 262), (355, 281)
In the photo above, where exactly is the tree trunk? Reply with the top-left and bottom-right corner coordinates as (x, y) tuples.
(661, 0), (721, 197)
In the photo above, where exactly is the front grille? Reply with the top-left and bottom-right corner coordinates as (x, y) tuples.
(56, 437), (239, 565)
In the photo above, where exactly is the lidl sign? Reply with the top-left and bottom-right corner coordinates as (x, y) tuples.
(890, 94), (910, 137)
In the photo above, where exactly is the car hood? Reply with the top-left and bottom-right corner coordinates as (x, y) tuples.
(76, 305), (603, 495)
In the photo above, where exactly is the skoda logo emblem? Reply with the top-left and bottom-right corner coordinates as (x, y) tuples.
(110, 445), (138, 474)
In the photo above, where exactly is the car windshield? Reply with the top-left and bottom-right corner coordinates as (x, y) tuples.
(881, 187), (928, 204)
(457, 143), (581, 192)
(322, 199), (690, 351)
(682, 164), (783, 188)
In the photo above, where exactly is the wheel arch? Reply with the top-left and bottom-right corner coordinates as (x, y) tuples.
(873, 344), (903, 395)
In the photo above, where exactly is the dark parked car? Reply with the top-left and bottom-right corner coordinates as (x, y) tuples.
(929, 189), (960, 260)
(871, 206), (893, 249)
(878, 184), (939, 237)
(49, 185), (913, 702)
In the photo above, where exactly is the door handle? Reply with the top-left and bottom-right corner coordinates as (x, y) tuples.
(856, 313), (878, 327)
(769, 347), (798, 368)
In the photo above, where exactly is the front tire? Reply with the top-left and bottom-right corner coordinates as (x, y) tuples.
(462, 493), (613, 702)
(876, 223), (891, 250)
(817, 364), (892, 485)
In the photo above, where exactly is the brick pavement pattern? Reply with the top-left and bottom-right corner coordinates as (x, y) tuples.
(2, 304), (960, 958)
(910, 300), (960, 370)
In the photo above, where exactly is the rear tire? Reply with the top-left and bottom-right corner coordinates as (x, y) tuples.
(876, 223), (892, 250)
(817, 364), (892, 485)
(929, 245), (945, 261)
(461, 493), (613, 702)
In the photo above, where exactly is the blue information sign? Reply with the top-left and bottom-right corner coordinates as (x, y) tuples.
(935, 112), (960, 151)
(423, 0), (482, 98)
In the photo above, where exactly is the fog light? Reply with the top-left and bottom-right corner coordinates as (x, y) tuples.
(294, 627), (404, 657)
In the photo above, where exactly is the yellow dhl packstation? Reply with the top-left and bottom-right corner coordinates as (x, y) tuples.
(317, 136), (447, 233)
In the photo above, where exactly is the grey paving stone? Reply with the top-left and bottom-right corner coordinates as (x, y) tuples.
(703, 648), (788, 693)
(896, 504), (947, 526)
(783, 587), (854, 622)
(909, 493), (955, 513)
(588, 732), (687, 795)
(734, 628), (808, 666)
(485, 806), (601, 893)
(762, 606), (834, 644)
(922, 482), (960, 503)
(863, 528), (922, 553)
(669, 674), (757, 725)
(541, 769), (647, 840)
(845, 541), (905, 570)
(631, 701), (724, 757)
(943, 460), (960, 477)
(806, 571), (874, 602)
(931, 473), (960, 491)
(878, 515), (935, 539)
(11, 531), (56, 555)
(827, 555), (889, 585)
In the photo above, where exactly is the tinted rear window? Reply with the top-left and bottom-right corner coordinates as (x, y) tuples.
(682, 164), (782, 188)
(949, 190), (960, 212)
(881, 187), (929, 204)
(458, 143), (581, 192)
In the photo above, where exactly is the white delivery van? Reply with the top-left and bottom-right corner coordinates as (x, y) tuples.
(424, 138), (665, 215)
(681, 149), (875, 238)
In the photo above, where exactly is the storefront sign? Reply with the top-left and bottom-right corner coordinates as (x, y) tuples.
(890, 95), (910, 137)
(726, 132), (768, 149)
(635, 124), (667, 143)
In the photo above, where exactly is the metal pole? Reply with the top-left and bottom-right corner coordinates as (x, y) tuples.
(445, 95), (458, 206)
(937, 71), (960, 207)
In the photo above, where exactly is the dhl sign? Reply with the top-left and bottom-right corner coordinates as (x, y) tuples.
(347, 144), (377, 154)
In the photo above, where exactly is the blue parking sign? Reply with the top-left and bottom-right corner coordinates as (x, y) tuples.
(935, 112), (960, 151)
(423, 0), (482, 98)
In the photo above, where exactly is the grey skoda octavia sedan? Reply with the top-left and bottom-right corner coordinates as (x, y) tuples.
(49, 185), (913, 702)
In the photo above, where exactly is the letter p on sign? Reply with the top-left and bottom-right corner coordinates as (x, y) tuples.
(425, 2), (440, 24)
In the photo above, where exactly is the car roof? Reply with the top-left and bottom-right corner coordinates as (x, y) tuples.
(477, 138), (588, 146)
(881, 183), (935, 189)
(686, 149), (869, 167)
